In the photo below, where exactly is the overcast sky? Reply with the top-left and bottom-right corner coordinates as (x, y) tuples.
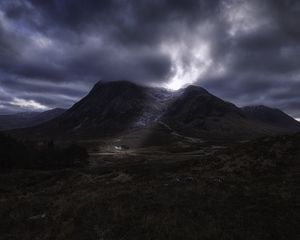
(0, 0), (299, 119)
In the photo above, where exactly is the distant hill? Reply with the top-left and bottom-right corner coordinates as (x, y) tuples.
(10, 81), (300, 142)
(242, 105), (300, 131)
(0, 108), (65, 130)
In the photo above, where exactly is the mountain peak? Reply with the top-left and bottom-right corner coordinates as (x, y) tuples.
(93, 80), (140, 89)
(88, 80), (144, 98)
(92, 80), (211, 94)
(182, 85), (209, 95)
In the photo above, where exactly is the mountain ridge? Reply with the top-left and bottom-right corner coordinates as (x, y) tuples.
(242, 105), (300, 131)
(8, 81), (300, 142)
(0, 108), (65, 131)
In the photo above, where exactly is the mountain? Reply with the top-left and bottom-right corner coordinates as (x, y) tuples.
(242, 105), (300, 131)
(12, 81), (174, 139)
(10, 81), (300, 142)
(160, 85), (250, 137)
(143, 85), (298, 144)
(0, 108), (65, 130)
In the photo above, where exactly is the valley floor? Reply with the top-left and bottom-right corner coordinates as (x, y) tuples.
(0, 134), (300, 240)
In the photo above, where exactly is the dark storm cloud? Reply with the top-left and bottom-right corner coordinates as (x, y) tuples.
(0, 0), (299, 118)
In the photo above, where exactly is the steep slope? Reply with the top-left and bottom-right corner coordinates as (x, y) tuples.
(20, 81), (175, 138)
(242, 105), (300, 132)
(163, 85), (243, 124)
(0, 108), (65, 130)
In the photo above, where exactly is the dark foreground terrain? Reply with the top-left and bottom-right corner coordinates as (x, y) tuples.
(0, 133), (300, 240)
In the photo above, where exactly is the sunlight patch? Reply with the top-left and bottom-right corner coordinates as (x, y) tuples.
(11, 98), (49, 111)
(161, 40), (212, 90)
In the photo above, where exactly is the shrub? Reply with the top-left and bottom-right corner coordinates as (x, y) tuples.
(0, 132), (89, 171)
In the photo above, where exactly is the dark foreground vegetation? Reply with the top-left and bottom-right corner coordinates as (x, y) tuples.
(0, 133), (299, 239)
(0, 132), (88, 171)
